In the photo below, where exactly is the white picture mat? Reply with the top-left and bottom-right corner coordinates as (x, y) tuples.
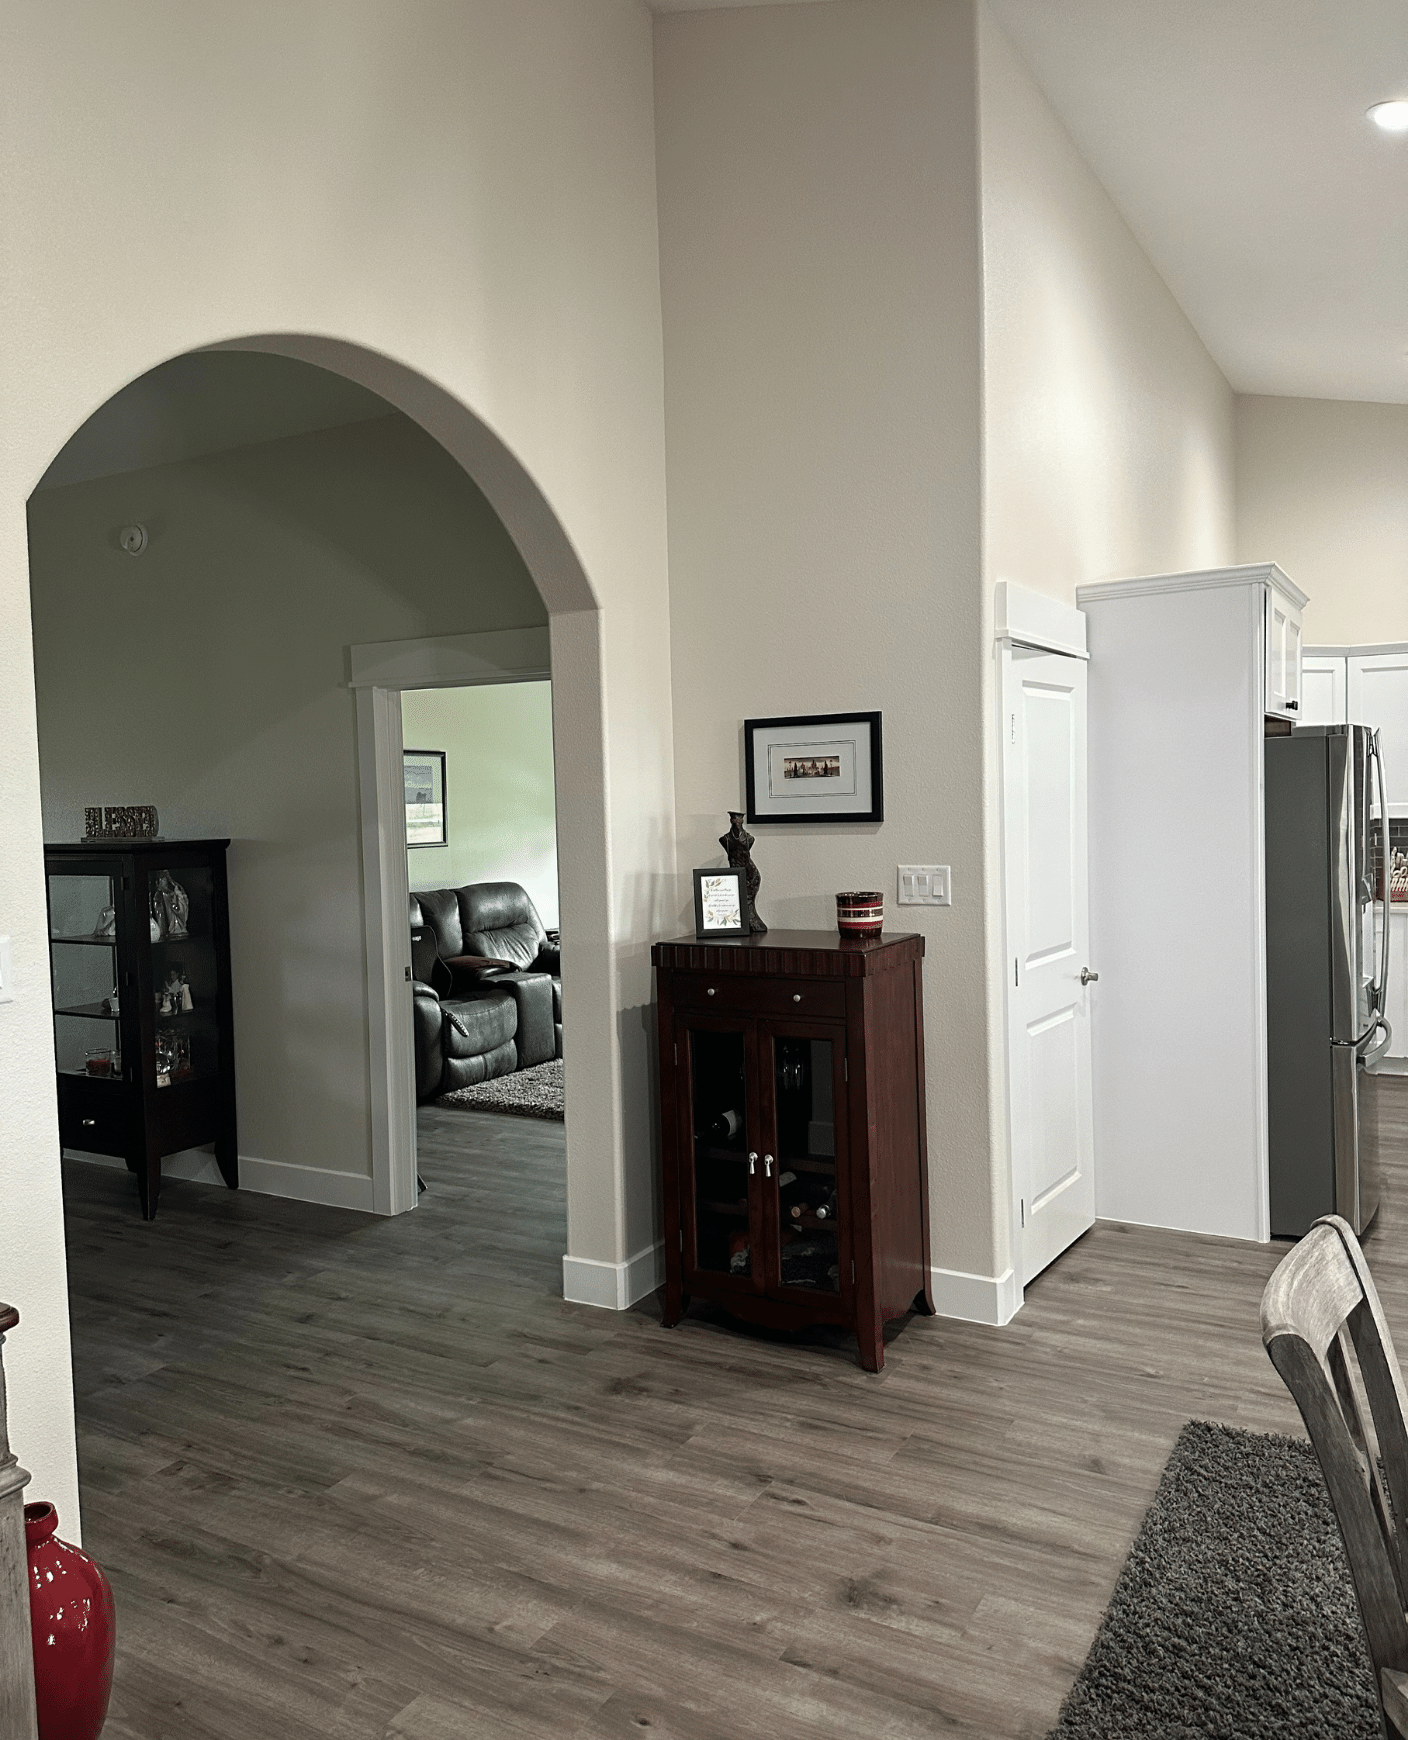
(751, 719), (875, 817)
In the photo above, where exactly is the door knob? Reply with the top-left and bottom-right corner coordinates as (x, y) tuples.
(1080, 967), (1099, 985)
(763, 1154), (773, 1178)
(747, 1151), (758, 1174)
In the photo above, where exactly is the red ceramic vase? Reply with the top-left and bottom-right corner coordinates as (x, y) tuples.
(25, 1502), (116, 1740)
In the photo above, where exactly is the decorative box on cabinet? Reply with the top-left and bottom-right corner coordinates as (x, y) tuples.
(45, 839), (237, 1220)
(651, 930), (933, 1372)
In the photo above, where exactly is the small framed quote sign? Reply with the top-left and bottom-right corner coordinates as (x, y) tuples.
(693, 867), (748, 939)
(744, 711), (883, 825)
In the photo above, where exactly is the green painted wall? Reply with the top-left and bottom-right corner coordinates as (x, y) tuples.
(402, 681), (558, 929)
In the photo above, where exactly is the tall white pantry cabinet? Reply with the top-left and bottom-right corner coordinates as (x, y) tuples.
(1076, 563), (1307, 1242)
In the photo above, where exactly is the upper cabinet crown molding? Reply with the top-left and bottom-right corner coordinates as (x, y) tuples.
(993, 581), (1088, 660)
(1076, 563), (1308, 611)
(1305, 642), (1408, 659)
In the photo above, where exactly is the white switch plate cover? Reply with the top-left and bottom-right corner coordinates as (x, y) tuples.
(897, 866), (951, 906)
(0, 935), (11, 1002)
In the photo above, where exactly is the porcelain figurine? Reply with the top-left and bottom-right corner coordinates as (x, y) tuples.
(156, 870), (189, 940)
(720, 811), (767, 934)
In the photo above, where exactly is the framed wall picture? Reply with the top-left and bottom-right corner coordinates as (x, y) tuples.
(744, 711), (883, 824)
(693, 867), (748, 938)
(404, 749), (448, 847)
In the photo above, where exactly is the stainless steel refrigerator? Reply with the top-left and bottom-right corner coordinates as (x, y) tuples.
(1266, 724), (1392, 1237)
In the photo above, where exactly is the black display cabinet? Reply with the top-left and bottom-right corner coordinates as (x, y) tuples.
(45, 839), (237, 1220)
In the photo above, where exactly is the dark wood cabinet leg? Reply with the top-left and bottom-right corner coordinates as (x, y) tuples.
(136, 1147), (162, 1221)
(858, 1318), (885, 1373)
(914, 1276), (936, 1316)
(662, 1279), (686, 1327)
(214, 1132), (238, 1190)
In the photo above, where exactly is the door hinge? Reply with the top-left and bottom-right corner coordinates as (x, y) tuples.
(1014, 958), (1019, 987)
(1010, 712), (1016, 744)
(843, 1057), (848, 1082)
(673, 1043), (678, 1065)
(851, 1260), (856, 1283)
(678, 1228), (683, 1251)
(1020, 1198), (1025, 1227)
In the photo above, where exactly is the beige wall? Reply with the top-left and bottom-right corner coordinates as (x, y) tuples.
(979, 11), (1235, 604)
(656, 1), (997, 1281)
(30, 411), (546, 1192)
(1, 0), (672, 1526)
(1236, 395), (1408, 645)
(403, 682), (559, 928)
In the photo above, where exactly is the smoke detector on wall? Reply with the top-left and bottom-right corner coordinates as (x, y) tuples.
(118, 523), (148, 556)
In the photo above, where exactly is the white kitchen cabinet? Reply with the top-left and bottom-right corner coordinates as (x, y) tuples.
(1385, 908), (1408, 1069)
(1077, 561), (1307, 1244)
(1349, 647), (1408, 814)
(1300, 654), (1347, 726)
(1264, 581), (1305, 720)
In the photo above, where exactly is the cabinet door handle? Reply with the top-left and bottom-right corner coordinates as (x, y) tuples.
(1287, 700), (1299, 711)
(792, 993), (801, 1003)
(763, 1154), (773, 1178)
(1080, 967), (1099, 985)
(706, 987), (716, 997)
(81, 1118), (96, 1128)
(747, 1151), (758, 1174)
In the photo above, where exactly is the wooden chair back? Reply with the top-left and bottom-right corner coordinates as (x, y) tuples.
(1262, 1214), (1408, 1732)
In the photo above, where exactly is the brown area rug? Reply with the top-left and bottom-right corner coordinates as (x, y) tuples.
(436, 1057), (564, 1121)
(1048, 1419), (1377, 1739)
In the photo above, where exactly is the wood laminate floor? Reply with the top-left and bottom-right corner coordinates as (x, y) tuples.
(60, 1084), (1408, 1740)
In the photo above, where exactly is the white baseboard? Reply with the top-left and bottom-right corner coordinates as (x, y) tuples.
(64, 1147), (374, 1212)
(930, 1263), (1022, 1326)
(563, 1240), (665, 1311)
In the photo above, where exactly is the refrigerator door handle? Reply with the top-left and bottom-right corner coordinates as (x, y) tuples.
(1374, 728), (1390, 1019)
(1363, 1013), (1394, 1069)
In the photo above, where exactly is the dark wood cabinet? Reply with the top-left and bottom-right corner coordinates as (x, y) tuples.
(45, 839), (238, 1220)
(651, 930), (933, 1371)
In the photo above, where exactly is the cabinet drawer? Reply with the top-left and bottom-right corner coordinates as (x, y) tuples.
(57, 1075), (132, 1157)
(671, 973), (845, 1021)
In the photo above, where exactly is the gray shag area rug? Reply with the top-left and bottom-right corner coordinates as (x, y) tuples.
(436, 1058), (564, 1121)
(1048, 1419), (1378, 1740)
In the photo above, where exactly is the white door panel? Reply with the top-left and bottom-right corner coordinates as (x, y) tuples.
(1002, 647), (1095, 1287)
(1349, 655), (1408, 812)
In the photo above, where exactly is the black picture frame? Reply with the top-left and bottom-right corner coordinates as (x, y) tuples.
(693, 867), (748, 938)
(404, 749), (448, 848)
(743, 711), (883, 824)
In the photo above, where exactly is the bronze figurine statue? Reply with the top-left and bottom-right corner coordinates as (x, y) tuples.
(721, 812), (767, 934)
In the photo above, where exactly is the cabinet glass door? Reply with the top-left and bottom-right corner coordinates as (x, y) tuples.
(767, 1031), (844, 1296)
(148, 863), (217, 1088)
(48, 870), (123, 1080)
(683, 1024), (758, 1284)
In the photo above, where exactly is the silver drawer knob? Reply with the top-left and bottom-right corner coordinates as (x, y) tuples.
(1080, 967), (1099, 985)
(792, 993), (801, 1002)
(81, 1118), (96, 1127)
(706, 987), (716, 997)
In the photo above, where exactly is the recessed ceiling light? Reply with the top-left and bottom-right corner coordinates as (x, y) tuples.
(1368, 100), (1408, 133)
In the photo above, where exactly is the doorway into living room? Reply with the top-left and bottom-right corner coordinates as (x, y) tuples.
(402, 679), (564, 1271)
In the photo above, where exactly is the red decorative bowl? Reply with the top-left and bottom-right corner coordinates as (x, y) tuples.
(26, 1502), (116, 1740)
(836, 891), (884, 937)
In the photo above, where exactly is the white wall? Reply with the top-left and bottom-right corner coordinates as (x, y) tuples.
(979, 11), (1235, 606)
(656, 0), (997, 1289)
(1236, 394), (1408, 646)
(0, 0), (672, 1529)
(30, 410), (546, 1195)
(403, 682), (559, 929)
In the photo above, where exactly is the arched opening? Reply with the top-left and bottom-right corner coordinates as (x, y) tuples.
(26, 337), (618, 1282)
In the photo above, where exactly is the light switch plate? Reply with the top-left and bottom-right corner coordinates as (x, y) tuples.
(0, 935), (11, 1003)
(897, 866), (951, 906)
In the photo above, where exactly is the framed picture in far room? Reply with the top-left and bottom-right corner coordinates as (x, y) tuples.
(693, 867), (748, 939)
(744, 711), (883, 824)
(404, 749), (447, 847)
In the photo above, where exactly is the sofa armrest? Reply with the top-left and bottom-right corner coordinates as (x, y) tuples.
(412, 980), (440, 1001)
(497, 971), (557, 1069)
(531, 945), (561, 976)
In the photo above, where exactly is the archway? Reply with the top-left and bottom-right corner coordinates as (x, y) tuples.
(26, 333), (622, 1282)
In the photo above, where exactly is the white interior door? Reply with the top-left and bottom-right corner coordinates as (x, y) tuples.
(1002, 646), (1095, 1285)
